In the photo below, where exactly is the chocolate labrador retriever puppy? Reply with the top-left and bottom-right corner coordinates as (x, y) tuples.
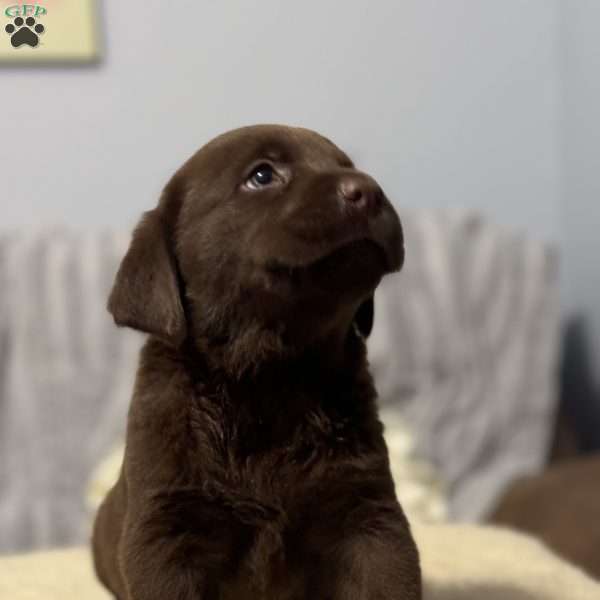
(92, 125), (421, 599)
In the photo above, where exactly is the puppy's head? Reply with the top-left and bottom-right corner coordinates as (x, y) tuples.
(109, 125), (404, 372)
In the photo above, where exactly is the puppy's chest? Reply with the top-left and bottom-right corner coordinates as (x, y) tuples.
(184, 389), (382, 597)
(188, 388), (370, 501)
(211, 425), (361, 600)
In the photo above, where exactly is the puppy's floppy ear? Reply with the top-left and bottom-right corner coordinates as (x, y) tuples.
(354, 295), (374, 339)
(108, 208), (186, 346)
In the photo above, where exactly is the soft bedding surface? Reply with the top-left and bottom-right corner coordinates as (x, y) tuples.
(1, 523), (598, 600)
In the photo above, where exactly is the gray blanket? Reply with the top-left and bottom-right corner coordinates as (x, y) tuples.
(369, 210), (559, 521)
(0, 211), (559, 552)
(0, 230), (140, 552)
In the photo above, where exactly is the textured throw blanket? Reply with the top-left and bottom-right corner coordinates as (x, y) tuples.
(0, 230), (142, 553)
(0, 211), (559, 552)
(369, 209), (559, 520)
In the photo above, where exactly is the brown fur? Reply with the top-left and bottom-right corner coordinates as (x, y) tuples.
(92, 124), (421, 599)
(490, 454), (600, 580)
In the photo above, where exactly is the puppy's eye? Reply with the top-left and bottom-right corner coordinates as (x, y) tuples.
(245, 164), (278, 190)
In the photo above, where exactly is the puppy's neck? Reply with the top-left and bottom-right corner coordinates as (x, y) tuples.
(188, 317), (362, 381)
(193, 329), (372, 441)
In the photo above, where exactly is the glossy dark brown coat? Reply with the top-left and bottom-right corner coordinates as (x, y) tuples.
(92, 125), (421, 599)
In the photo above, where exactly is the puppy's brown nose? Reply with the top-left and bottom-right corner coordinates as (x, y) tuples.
(337, 175), (382, 216)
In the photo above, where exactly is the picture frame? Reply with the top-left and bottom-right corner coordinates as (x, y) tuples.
(0, 1), (100, 64)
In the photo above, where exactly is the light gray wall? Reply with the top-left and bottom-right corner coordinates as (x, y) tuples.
(561, 0), (600, 374)
(1, 0), (561, 242)
(10, 2), (600, 364)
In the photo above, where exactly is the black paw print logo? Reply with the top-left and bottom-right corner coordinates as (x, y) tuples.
(5, 16), (45, 48)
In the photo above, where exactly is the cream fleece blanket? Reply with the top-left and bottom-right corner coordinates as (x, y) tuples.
(1, 523), (598, 599)
(61, 428), (600, 598)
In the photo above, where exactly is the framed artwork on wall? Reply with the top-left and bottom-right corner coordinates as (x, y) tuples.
(0, 1), (100, 64)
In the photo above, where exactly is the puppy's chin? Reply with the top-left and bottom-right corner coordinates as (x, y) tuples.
(264, 239), (387, 296)
(306, 239), (387, 293)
